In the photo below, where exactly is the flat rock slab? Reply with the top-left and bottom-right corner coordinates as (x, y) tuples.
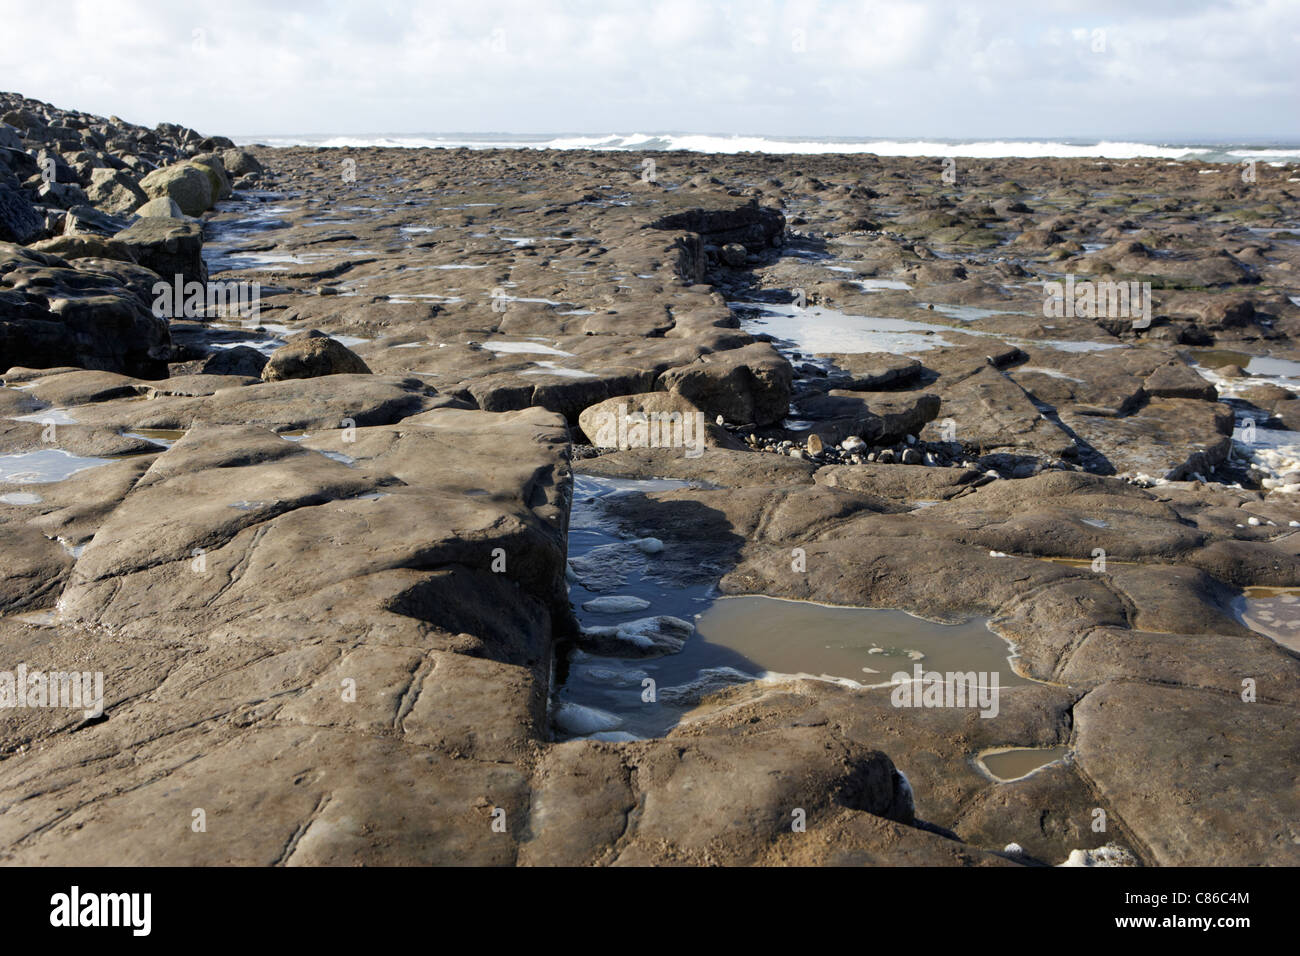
(1074, 683), (1300, 866)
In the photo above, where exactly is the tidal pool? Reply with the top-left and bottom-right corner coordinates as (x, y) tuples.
(553, 475), (1034, 741)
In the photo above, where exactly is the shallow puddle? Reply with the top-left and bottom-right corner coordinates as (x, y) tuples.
(1192, 348), (1300, 381)
(0, 491), (43, 505)
(977, 745), (1070, 782)
(924, 303), (1014, 322)
(11, 408), (78, 425)
(694, 596), (1032, 689)
(1233, 587), (1300, 653)
(732, 301), (956, 353)
(732, 300), (1123, 358)
(523, 362), (597, 378)
(124, 428), (186, 448)
(484, 341), (574, 356)
(0, 448), (113, 484)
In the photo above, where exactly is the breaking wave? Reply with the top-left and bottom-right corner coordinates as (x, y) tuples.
(240, 132), (1300, 162)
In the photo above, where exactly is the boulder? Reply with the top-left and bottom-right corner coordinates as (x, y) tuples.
(262, 330), (373, 381)
(27, 234), (135, 263)
(34, 147), (77, 183)
(139, 162), (213, 216)
(658, 342), (793, 426)
(720, 242), (748, 266)
(577, 391), (741, 450)
(0, 181), (43, 243)
(35, 180), (89, 209)
(0, 242), (171, 377)
(112, 217), (206, 287)
(799, 391), (942, 446)
(61, 204), (135, 237)
(85, 167), (147, 214)
(134, 195), (186, 219)
(199, 345), (268, 377)
(220, 147), (263, 177)
(189, 153), (232, 201)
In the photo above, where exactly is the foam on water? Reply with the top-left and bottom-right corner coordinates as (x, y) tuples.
(1194, 356), (1300, 487)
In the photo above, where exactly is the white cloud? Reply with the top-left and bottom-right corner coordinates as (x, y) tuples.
(0, 0), (1294, 140)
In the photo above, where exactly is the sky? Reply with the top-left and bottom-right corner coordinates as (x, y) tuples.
(1, 0), (1296, 142)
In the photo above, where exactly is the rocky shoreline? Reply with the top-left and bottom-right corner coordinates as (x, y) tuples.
(1, 92), (1298, 865)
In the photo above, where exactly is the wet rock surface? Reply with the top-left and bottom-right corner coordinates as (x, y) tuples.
(1, 100), (1298, 866)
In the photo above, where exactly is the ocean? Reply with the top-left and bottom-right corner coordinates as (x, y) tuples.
(235, 132), (1300, 163)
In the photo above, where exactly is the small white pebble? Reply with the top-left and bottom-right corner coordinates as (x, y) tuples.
(989, 550), (1008, 557)
(1248, 516), (1262, 526)
(1004, 843), (1025, 857)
